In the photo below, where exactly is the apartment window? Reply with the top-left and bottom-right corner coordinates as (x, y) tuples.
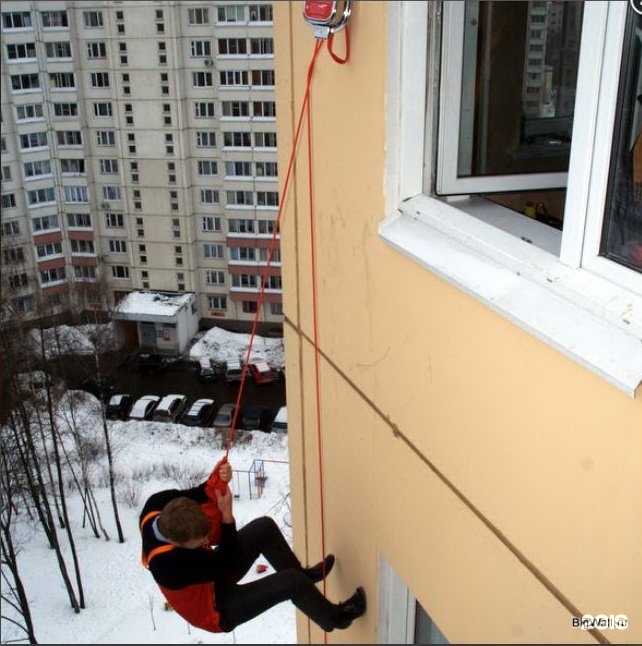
(230, 247), (256, 262)
(53, 102), (77, 118)
(60, 158), (85, 174)
(24, 159), (52, 178)
(196, 131), (217, 147)
(96, 130), (116, 146)
(122, 73), (131, 95)
(1, 166), (11, 181)
(249, 4), (273, 22)
(11, 74), (40, 91)
(191, 40), (211, 57)
(270, 302), (283, 316)
(132, 188), (141, 209)
(218, 38), (247, 55)
(139, 244), (147, 264)
(74, 266), (96, 280)
(194, 102), (215, 118)
(56, 130), (82, 146)
(251, 69), (275, 86)
(228, 218), (255, 233)
(3, 220), (20, 236)
(226, 161), (252, 177)
(249, 38), (273, 55)
(87, 41), (106, 58)
(36, 241), (63, 259)
(115, 10), (125, 34)
(177, 273), (185, 290)
(188, 8), (209, 25)
(255, 161), (278, 177)
(67, 212), (91, 228)
(83, 11), (104, 28)
(11, 295), (34, 313)
(64, 186), (88, 203)
(201, 189), (220, 204)
(105, 213), (124, 228)
(258, 219), (277, 234)
(253, 101), (277, 118)
(223, 132), (251, 148)
(2, 12), (32, 29)
(28, 187), (55, 206)
(256, 191), (279, 207)
(49, 72), (75, 89)
(232, 274), (259, 288)
(217, 5), (245, 23)
(111, 266), (130, 279)
(265, 275), (282, 290)
(259, 247), (280, 263)
(8, 273), (29, 289)
(16, 103), (44, 120)
(109, 239), (127, 253)
(90, 72), (110, 88)
(7, 42), (36, 59)
(2, 194), (17, 209)
(220, 70), (249, 87)
(254, 132), (277, 148)
(45, 42), (72, 59)
(93, 102), (113, 117)
(198, 160), (218, 175)
(4, 247), (26, 263)
(20, 132), (48, 150)
(119, 42), (128, 65)
(100, 159), (118, 174)
(193, 71), (213, 87)
(130, 161), (139, 183)
(41, 11), (68, 28)
(226, 190), (254, 206)
(206, 270), (225, 285)
(202, 216), (222, 232)
(384, 0), (642, 395)
(158, 41), (167, 65)
(204, 243), (225, 258)
(70, 239), (94, 254)
(222, 101), (250, 117)
(31, 214), (59, 231)
(208, 295), (227, 310)
(40, 267), (66, 285)
(102, 186), (121, 201)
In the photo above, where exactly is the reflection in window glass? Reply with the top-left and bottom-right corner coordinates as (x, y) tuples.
(602, 7), (642, 273)
(458, 1), (583, 178)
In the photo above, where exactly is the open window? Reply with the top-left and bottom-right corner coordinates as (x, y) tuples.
(382, 1), (642, 394)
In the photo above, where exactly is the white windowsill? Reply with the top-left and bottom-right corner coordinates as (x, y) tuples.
(379, 194), (642, 397)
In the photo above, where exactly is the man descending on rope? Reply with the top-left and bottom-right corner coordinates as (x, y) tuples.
(139, 457), (366, 633)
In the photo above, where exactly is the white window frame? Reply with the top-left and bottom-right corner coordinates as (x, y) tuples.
(381, 1), (642, 395)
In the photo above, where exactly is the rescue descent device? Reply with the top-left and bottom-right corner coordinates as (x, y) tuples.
(302, 0), (352, 39)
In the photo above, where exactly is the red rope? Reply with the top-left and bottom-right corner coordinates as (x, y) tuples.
(225, 39), (325, 456)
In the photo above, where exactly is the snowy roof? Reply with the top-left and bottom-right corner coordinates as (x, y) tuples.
(112, 291), (195, 322)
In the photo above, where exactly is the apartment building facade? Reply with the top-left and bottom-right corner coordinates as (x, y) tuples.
(1, 0), (283, 331)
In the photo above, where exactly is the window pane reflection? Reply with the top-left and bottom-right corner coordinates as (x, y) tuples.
(458, 1), (583, 178)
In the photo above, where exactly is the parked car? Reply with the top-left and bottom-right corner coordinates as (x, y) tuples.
(248, 361), (280, 385)
(129, 395), (160, 421)
(153, 394), (188, 423)
(270, 406), (288, 434)
(106, 393), (133, 420)
(197, 358), (217, 383)
(240, 404), (274, 432)
(225, 360), (243, 384)
(213, 402), (242, 433)
(182, 398), (217, 427)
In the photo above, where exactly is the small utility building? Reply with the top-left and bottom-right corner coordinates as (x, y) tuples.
(111, 291), (198, 356)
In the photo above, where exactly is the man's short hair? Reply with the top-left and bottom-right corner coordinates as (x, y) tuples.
(158, 497), (210, 544)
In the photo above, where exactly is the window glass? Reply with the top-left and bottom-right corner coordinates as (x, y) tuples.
(602, 8), (642, 273)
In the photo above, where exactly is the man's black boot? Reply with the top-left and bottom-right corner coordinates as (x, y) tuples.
(334, 586), (366, 629)
(304, 554), (335, 583)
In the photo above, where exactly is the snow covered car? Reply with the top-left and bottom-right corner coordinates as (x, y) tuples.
(248, 361), (280, 385)
(129, 395), (160, 420)
(106, 393), (133, 420)
(181, 398), (217, 427)
(270, 406), (288, 434)
(152, 394), (188, 423)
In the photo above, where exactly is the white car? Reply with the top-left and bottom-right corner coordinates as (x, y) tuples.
(271, 406), (288, 433)
(128, 395), (160, 421)
(152, 394), (188, 423)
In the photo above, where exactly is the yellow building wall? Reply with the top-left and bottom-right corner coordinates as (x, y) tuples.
(274, 2), (641, 644)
